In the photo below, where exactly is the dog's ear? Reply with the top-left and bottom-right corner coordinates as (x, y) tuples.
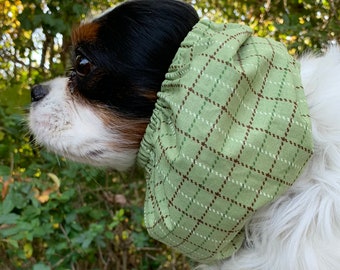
(70, 0), (199, 118)
(91, 0), (199, 110)
(95, 0), (199, 75)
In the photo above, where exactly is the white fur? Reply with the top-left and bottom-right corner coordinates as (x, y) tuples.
(199, 46), (340, 270)
(29, 77), (136, 170)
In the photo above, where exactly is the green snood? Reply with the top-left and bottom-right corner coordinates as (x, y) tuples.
(137, 20), (313, 263)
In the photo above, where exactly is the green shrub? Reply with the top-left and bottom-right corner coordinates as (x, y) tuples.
(0, 106), (192, 269)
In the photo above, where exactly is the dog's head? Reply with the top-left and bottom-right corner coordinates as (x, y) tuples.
(29, 0), (198, 171)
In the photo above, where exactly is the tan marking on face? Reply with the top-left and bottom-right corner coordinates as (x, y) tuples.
(71, 22), (100, 45)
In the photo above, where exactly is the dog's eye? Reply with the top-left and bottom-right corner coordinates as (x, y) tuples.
(75, 55), (93, 77)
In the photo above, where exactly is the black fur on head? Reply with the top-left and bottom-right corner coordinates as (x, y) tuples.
(71, 0), (199, 118)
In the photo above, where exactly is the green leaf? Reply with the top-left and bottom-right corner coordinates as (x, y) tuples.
(89, 209), (105, 220)
(33, 263), (51, 270)
(57, 189), (75, 202)
(132, 231), (150, 248)
(6, 238), (19, 249)
(0, 213), (19, 224)
(0, 165), (10, 177)
(0, 131), (5, 141)
(21, 205), (41, 219)
(0, 195), (15, 214)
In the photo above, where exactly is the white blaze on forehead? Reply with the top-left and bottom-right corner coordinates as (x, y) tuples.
(29, 77), (137, 171)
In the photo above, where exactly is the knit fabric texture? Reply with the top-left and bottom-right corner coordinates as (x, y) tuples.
(137, 20), (313, 263)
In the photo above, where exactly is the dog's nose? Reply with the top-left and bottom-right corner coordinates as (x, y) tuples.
(31, 84), (49, 102)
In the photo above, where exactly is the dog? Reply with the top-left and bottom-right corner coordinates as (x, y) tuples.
(28, 0), (340, 269)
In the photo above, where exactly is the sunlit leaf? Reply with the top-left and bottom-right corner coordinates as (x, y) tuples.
(23, 242), (33, 259)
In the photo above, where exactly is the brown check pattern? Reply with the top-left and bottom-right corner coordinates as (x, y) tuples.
(138, 20), (313, 262)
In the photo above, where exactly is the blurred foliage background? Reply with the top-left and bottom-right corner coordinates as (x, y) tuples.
(0, 0), (339, 269)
